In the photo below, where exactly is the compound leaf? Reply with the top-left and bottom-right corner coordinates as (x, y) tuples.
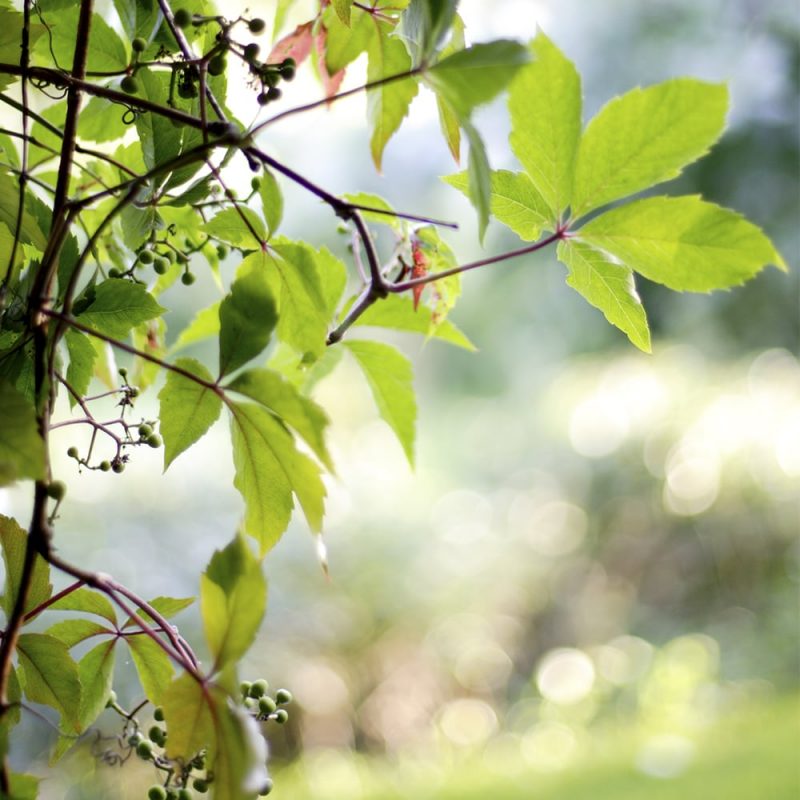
(76, 279), (165, 340)
(0, 514), (51, 616)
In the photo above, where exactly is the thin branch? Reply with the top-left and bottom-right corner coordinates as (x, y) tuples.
(346, 203), (458, 229)
(22, 580), (84, 622)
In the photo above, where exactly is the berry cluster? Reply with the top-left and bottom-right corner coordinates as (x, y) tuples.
(240, 679), (293, 730)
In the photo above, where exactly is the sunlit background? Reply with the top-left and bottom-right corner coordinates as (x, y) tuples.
(1, 0), (798, 797)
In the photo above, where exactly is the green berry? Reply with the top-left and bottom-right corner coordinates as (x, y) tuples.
(149, 725), (164, 743)
(273, 709), (289, 724)
(128, 732), (144, 747)
(258, 778), (274, 796)
(120, 75), (139, 94)
(251, 176), (262, 192)
(153, 259), (168, 275)
(46, 480), (67, 502)
(137, 740), (153, 759)
(112, 460), (125, 474)
(244, 43), (260, 62)
(148, 787), (167, 800)
(161, 249), (175, 263)
(208, 55), (226, 76)
(178, 79), (198, 99)
(67, 446), (79, 459)
(266, 86), (282, 101)
(248, 18), (266, 34)
(279, 64), (295, 81)
(240, 681), (252, 697)
(138, 249), (154, 264)
(281, 57), (296, 69)
(173, 8), (192, 28)
(99, 460), (111, 472)
(132, 37), (147, 53)
(153, 707), (165, 723)
(258, 696), (277, 715)
(262, 70), (279, 88)
(109, 267), (123, 278)
(177, 790), (192, 800)
(275, 688), (293, 705)
(119, 367), (128, 378)
(249, 679), (269, 698)
(181, 271), (196, 286)
(128, 386), (140, 398)
(146, 434), (162, 449)
(216, 244), (228, 259)
(138, 423), (153, 438)
(192, 780), (208, 794)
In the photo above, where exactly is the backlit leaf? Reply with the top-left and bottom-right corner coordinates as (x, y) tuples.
(77, 279), (165, 340)
(0, 379), (45, 484)
(126, 634), (174, 705)
(0, 514), (51, 616)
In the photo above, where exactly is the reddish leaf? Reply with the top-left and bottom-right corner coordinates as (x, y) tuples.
(411, 241), (428, 311)
(268, 21), (314, 65)
(315, 26), (346, 100)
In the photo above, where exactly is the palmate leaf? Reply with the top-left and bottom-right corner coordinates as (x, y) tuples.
(0, 515), (51, 617)
(200, 535), (266, 671)
(158, 357), (222, 469)
(229, 400), (326, 554)
(76, 279), (165, 340)
(126, 635), (174, 706)
(557, 239), (651, 352)
(402, 0), (459, 65)
(571, 79), (729, 218)
(345, 340), (416, 466)
(434, 13), (465, 161)
(42, 9), (127, 72)
(47, 587), (117, 624)
(324, 3), (374, 73)
(203, 207), (266, 249)
(578, 195), (786, 292)
(508, 31), (582, 222)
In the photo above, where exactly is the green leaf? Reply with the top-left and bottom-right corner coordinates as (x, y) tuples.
(0, 515), (51, 617)
(45, 619), (114, 649)
(0, 771), (38, 800)
(17, 633), (81, 731)
(76, 639), (116, 729)
(266, 243), (330, 360)
(229, 400), (326, 554)
(76, 279), (165, 340)
(367, 21), (419, 170)
(508, 32), (582, 222)
(226, 368), (332, 469)
(47, 586), (117, 624)
(201, 535), (266, 671)
(462, 119), (492, 242)
(0, 667), (22, 758)
(41, 10), (127, 72)
(353, 293), (476, 350)
(345, 340), (416, 465)
(578, 195), (787, 292)
(402, 0), (459, 64)
(159, 357), (222, 469)
(135, 69), (183, 180)
(342, 192), (401, 230)
(332, 0), (351, 27)
(0, 8), (42, 91)
(163, 674), (269, 799)
(120, 204), (163, 251)
(122, 595), (195, 629)
(557, 239), (651, 352)
(171, 301), (221, 354)
(218, 255), (278, 377)
(571, 79), (729, 217)
(203, 207), (266, 249)
(324, 4), (375, 73)
(259, 168), (283, 238)
(0, 383), (45, 487)
(77, 97), (129, 144)
(65, 330), (97, 407)
(0, 170), (48, 253)
(113, 0), (160, 40)
(126, 634), (174, 705)
(443, 169), (551, 240)
(426, 40), (530, 117)
(434, 14), (465, 161)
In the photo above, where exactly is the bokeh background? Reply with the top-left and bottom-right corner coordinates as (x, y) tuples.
(1, 0), (798, 797)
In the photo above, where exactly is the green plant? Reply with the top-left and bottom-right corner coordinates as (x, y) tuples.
(0, 1), (785, 798)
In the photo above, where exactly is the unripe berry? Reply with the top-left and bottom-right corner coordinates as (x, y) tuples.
(153, 258), (169, 275)
(192, 779), (209, 793)
(281, 57), (296, 69)
(132, 37), (147, 53)
(275, 688), (293, 705)
(258, 696), (277, 715)
(128, 732), (144, 747)
(181, 272), (196, 286)
(99, 460), (111, 472)
(249, 679), (268, 698)
(138, 249), (154, 264)
(266, 86), (281, 101)
(138, 423), (153, 438)
(67, 446), (79, 459)
(279, 64), (295, 81)
(149, 725), (165, 743)
(216, 244), (228, 259)
(256, 92), (270, 107)
(148, 787), (167, 800)
(112, 460), (125, 474)
(119, 367), (128, 378)
(120, 75), (139, 94)
(273, 709), (288, 724)
(154, 707), (165, 722)
(146, 434), (162, 449)
(240, 681), (252, 697)
(136, 740), (153, 759)
(108, 267), (122, 278)
(251, 176), (262, 191)
(177, 790), (192, 800)
(208, 55), (226, 76)
(46, 480), (66, 502)
(244, 43), (260, 62)
(248, 18), (266, 34)
(173, 8), (192, 28)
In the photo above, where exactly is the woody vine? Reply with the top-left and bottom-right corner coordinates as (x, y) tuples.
(0, 0), (786, 798)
